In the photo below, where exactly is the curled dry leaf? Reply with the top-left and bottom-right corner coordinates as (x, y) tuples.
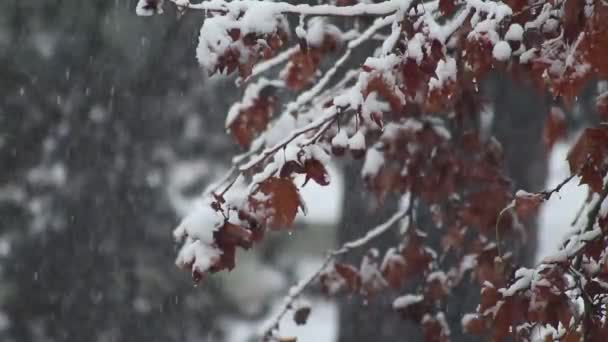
(303, 159), (330, 186)
(279, 158), (330, 186)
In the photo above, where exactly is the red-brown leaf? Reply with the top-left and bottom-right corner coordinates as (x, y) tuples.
(462, 314), (486, 334)
(303, 159), (330, 186)
(248, 177), (302, 230)
(439, 0), (457, 16)
(567, 126), (608, 193)
(229, 96), (274, 148)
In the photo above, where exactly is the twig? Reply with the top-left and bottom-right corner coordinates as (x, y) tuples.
(495, 202), (515, 259)
(495, 173), (577, 258)
(539, 173), (576, 200)
(261, 198), (412, 340)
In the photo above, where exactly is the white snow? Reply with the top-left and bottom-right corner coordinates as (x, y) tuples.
(173, 201), (223, 244)
(136, 0), (164, 16)
(360, 250), (387, 290)
(492, 41), (512, 61)
(173, 200), (227, 274)
(536, 140), (588, 262)
(175, 238), (222, 274)
(304, 17), (342, 48)
(186, 0), (401, 17)
(196, 16), (235, 72)
(348, 130), (366, 150)
(505, 24), (523, 41)
(382, 19), (401, 55)
(239, 3), (286, 35)
(427, 271), (447, 284)
(296, 25), (306, 40)
(429, 57), (457, 90)
(500, 267), (534, 297)
(361, 92), (389, 127)
(362, 148), (385, 177)
(331, 130), (349, 149)
(393, 294), (424, 309)
(407, 34), (424, 64)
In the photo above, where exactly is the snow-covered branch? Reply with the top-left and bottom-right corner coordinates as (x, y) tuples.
(261, 195), (412, 340)
(172, 0), (401, 17)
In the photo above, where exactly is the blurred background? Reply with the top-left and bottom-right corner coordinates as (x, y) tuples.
(0, 1), (598, 341)
(0, 1), (344, 341)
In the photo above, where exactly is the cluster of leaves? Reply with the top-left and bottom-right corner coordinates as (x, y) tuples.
(140, 0), (608, 340)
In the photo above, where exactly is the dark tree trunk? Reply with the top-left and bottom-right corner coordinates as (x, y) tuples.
(337, 160), (422, 342)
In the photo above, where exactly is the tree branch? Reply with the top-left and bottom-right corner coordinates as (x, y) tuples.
(260, 196), (412, 340)
(173, 0), (401, 17)
(208, 15), (394, 195)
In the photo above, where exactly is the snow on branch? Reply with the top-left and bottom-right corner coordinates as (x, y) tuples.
(170, 0), (402, 17)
